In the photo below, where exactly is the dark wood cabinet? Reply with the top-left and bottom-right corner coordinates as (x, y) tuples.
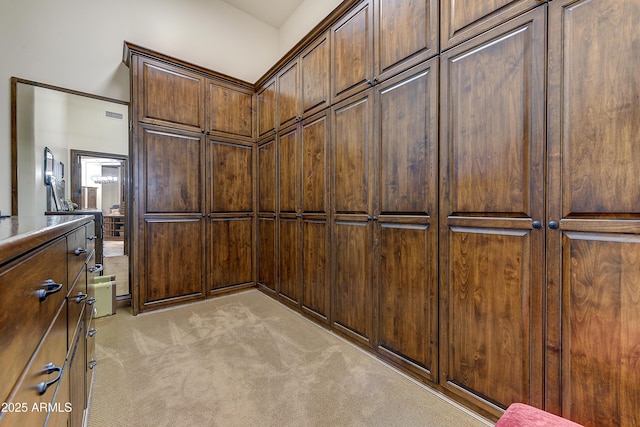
(300, 112), (331, 322)
(0, 216), (96, 427)
(277, 60), (301, 129)
(209, 140), (253, 213)
(374, 0), (439, 82)
(142, 127), (204, 214)
(130, 48), (256, 312)
(331, 0), (374, 103)
(440, 0), (541, 51)
(546, 1), (640, 425)
(142, 217), (205, 305)
(331, 89), (375, 346)
(123, 0), (640, 422)
(208, 217), (253, 293)
(301, 31), (331, 118)
(257, 136), (277, 293)
(374, 59), (439, 381)
(257, 78), (277, 138)
(133, 56), (205, 132)
(440, 6), (546, 414)
(206, 79), (255, 141)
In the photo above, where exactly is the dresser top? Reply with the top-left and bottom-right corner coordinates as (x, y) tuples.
(0, 215), (93, 266)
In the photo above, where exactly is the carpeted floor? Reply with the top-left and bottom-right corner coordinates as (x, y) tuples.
(87, 290), (494, 427)
(102, 255), (128, 296)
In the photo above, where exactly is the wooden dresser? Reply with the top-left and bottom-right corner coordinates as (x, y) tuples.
(0, 216), (101, 427)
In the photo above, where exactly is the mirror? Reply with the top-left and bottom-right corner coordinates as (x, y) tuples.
(11, 77), (131, 300)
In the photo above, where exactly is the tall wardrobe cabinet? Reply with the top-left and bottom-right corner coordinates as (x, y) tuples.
(128, 48), (256, 313)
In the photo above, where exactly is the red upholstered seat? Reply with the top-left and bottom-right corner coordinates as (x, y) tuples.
(496, 403), (584, 427)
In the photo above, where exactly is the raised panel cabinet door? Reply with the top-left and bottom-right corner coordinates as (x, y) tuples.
(546, 1), (640, 424)
(278, 59), (301, 129)
(301, 31), (331, 117)
(378, 220), (437, 381)
(209, 140), (253, 213)
(440, 0), (542, 51)
(302, 112), (329, 214)
(440, 7), (546, 415)
(332, 219), (373, 346)
(257, 79), (277, 138)
(142, 127), (204, 214)
(257, 217), (277, 292)
(134, 56), (205, 132)
(302, 219), (330, 323)
(278, 126), (299, 214)
(142, 217), (205, 309)
(331, 89), (374, 347)
(206, 79), (254, 141)
(375, 58), (438, 382)
(331, 90), (374, 217)
(209, 217), (253, 292)
(258, 138), (277, 214)
(278, 217), (300, 304)
(375, 0), (439, 82)
(331, 0), (374, 103)
(377, 59), (438, 216)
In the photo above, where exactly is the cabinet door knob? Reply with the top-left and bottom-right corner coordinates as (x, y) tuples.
(74, 292), (88, 303)
(36, 280), (63, 302)
(532, 221), (542, 229)
(37, 363), (63, 395)
(89, 264), (104, 273)
(548, 221), (559, 229)
(74, 247), (87, 256)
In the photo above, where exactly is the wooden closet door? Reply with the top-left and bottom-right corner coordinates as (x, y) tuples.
(301, 31), (331, 118)
(301, 112), (330, 322)
(257, 137), (277, 292)
(278, 126), (301, 304)
(546, 1), (640, 425)
(374, 0), (439, 82)
(134, 56), (205, 132)
(331, 0), (374, 104)
(440, 0), (541, 51)
(440, 7), (546, 415)
(375, 59), (438, 381)
(331, 89), (375, 347)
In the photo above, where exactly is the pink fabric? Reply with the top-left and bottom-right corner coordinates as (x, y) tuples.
(496, 403), (584, 427)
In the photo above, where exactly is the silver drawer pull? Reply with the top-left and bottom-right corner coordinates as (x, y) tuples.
(88, 328), (98, 337)
(36, 279), (63, 302)
(74, 292), (88, 303)
(87, 297), (96, 306)
(89, 264), (104, 273)
(37, 363), (63, 395)
(74, 247), (87, 256)
(88, 359), (98, 369)
(87, 235), (98, 241)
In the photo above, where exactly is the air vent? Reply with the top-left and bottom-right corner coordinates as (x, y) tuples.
(105, 110), (124, 120)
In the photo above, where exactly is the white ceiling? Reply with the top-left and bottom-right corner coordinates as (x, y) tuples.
(219, 0), (305, 28)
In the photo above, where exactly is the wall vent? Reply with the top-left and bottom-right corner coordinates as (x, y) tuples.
(105, 110), (124, 120)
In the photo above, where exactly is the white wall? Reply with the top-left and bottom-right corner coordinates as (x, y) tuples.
(278, 0), (344, 55)
(0, 0), (345, 216)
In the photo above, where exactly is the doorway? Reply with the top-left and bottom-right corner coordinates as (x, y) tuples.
(70, 149), (130, 302)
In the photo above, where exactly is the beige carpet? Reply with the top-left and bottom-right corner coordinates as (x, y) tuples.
(102, 255), (129, 296)
(87, 290), (493, 427)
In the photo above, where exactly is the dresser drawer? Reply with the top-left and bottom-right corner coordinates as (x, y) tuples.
(0, 238), (67, 405)
(66, 227), (88, 288)
(67, 265), (87, 350)
(0, 303), (67, 427)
